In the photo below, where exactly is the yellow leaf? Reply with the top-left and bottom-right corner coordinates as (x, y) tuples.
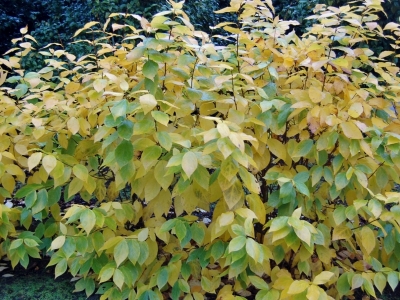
(28, 152), (42, 171)
(332, 224), (352, 241)
(306, 285), (322, 300)
(348, 102), (363, 118)
(65, 82), (80, 94)
(93, 79), (108, 92)
(266, 138), (286, 161)
(20, 25), (28, 34)
(308, 86), (325, 103)
(235, 208), (257, 220)
(182, 151), (198, 178)
(313, 271), (335, 285)
(42, 155), (57, 174)
(218, 211), (234, 227)
(68, 177), (83, 197)
(67, 117), (80, 135)
(51, 236), (66, 250)
(2, 173), (15, 193)
(246, 194), (266, 224)
(223, 178), (244, 210)
(288, 280), (310, 294)
(139, 94), (157, 115)
(361, 226), (376, 255)
(217, 123), (230, 138)
(341, 121), (363, 139)
(83, 176), (97, 194)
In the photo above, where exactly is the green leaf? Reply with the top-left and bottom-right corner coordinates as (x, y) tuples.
(143, 60), (158, 79)
(337, 273), (350, 297)
(335, 172), (349, 190)
(25, 191), (37, 209)
(55, 259), (68, 278)
(80, 209), (96, 235)
(293, 140), (314, 157)
(117, 119), (134, 140)
(191, 223), (205, 245)
(175, 220), (187, 242)
(333, 206), (346, 225)
(293, 171), (310, 183)
(15, 184), (42, 199)
(133, 118), (155, 135)
(211, 240), (225, 261)
(294, 182), (310, 197)
(270, 217), (289, 232)
(10, 239), (23, 250)
(156, 131), (172, 151)
(388, 272), (399, 291)
(48, 187), (61, 206)
(249, 275), (269, 290)
(111, 99), (128, 119)
(157, 267), (169, 289)
(32, 189), (48, 215)
(115, 140), (133, 167)
(127, 240), (140, 264)
(114, 239), (129, 267)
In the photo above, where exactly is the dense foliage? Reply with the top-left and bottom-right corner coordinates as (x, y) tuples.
(1, 0), (400, 299)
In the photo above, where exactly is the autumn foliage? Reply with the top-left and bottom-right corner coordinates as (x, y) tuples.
(1, 0), (400, 299)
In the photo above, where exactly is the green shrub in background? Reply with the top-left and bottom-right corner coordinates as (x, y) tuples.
(1, 0), (400, 300)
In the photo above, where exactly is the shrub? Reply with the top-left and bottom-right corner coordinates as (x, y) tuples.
(1, 0), (400, 299)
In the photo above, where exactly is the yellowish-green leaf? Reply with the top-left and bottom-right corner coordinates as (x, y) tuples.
(348, 102), (363, 118)
(151, 111), (169, 126)
(182, 151), (198, 178)
(332, 224), (352, 241)
(114, 239), (129, 267)
(223, 178), (244, 210)
(67, 117), (80, 135)
(42, 155), (57, 174)
(73, 164), (88, 181)
(80, 209), (96, 235)
(140, 94), (157, 114)
(113, 268), (125, 290)
(288, 280), (310, 294)
(93, 79), (108, 92)
(28, 152), (42, 171)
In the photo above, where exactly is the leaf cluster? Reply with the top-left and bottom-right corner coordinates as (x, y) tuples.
(1, 0), (400, 299)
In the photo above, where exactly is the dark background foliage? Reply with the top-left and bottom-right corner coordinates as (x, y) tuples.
(0, 0), (399, 60)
